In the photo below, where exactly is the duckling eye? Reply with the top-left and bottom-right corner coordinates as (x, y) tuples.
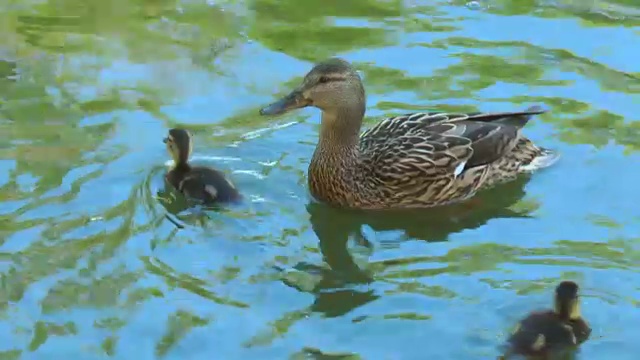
(318, 76), (330, 84)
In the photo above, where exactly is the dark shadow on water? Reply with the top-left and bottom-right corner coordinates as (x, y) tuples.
(307, 174), (533, 250)
(245, 176), (536, 348)
(305, 172), (531, 278)
(277, 212), (378, 318)
(312, 175), (531, 299)
(498, 347), (580, 360)
(289, 346), (361, 359)
(286, 176), (533, 315)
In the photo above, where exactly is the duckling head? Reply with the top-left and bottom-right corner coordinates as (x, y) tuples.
(554, 281), (581, 320)
(163, 128), (193, 165)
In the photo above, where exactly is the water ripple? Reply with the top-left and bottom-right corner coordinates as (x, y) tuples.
(1, 0), (639, 359)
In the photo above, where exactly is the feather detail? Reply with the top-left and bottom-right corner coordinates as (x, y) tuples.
(308, 106), (557, 209)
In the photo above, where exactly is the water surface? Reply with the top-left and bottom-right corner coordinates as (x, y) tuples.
(1, 0), (640, 359)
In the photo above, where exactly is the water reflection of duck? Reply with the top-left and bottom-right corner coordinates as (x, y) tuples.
(163, 128), (240, 205)
(308, 174), (532, 244)
(259, 58), (558, 210)
(276, 234), (377, 318)
(273, 204), (377, 319)
(500, 281), (591, 359)
(274, 178), (531, 319)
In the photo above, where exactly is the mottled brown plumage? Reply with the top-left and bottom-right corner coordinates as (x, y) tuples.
(260, 58), (559, 210)
(500, 281), (591, 359)
(163, 128), (240, 204)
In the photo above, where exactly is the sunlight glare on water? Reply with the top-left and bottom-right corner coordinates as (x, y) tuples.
(1, 0), (640, 359)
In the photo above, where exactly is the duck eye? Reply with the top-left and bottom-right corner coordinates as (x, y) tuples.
(318, 76), (330, 84)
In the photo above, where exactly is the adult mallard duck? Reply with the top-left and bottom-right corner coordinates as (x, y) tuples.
(259, 58), (558, 210)
(500, 281), (591, 359)
(163, 128), (240, 204)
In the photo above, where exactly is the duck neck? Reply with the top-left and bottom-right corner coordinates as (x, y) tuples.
(308, 105), (366, 204)
(173, 161), (191, 172)
(555, 299), (577, 320)
(310, 107), (363, 194)
(317, 106), (364, 153)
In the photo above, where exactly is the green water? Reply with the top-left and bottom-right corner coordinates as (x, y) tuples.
(1, 0), (640, 358)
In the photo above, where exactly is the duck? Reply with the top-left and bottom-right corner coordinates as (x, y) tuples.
(500, 281), (591, 359)
(259, 58), (558, 210)
(163, 128), (240, 204)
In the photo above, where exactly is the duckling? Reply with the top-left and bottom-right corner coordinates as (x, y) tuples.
(163, 128), (240, 204)
(500, 281), (591, 359)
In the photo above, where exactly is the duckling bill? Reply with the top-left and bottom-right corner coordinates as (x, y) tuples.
(501, 281), (591, 359)
(260, 58), (559, 210)
(163, 128), (240, 204)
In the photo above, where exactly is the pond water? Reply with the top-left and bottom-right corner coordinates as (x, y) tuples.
(1, 0), (640, 359)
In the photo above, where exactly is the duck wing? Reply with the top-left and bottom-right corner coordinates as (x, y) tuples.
(361, 126), (474, 185)
(178, 168), (239, 204)
(359, 106), (545, 181)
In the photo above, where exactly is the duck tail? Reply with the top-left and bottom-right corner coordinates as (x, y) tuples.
(494, 105), (547, 128)
(519, 147), (560, 172)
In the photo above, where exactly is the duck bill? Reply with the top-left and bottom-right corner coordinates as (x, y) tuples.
(259, 90), (310, 116)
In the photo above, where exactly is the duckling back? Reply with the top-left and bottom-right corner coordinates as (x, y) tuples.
(504, 310), (591, 358)
(166, 164), (240, 204)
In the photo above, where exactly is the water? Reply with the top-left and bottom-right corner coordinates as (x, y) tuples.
(1, 0), (639, 358)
